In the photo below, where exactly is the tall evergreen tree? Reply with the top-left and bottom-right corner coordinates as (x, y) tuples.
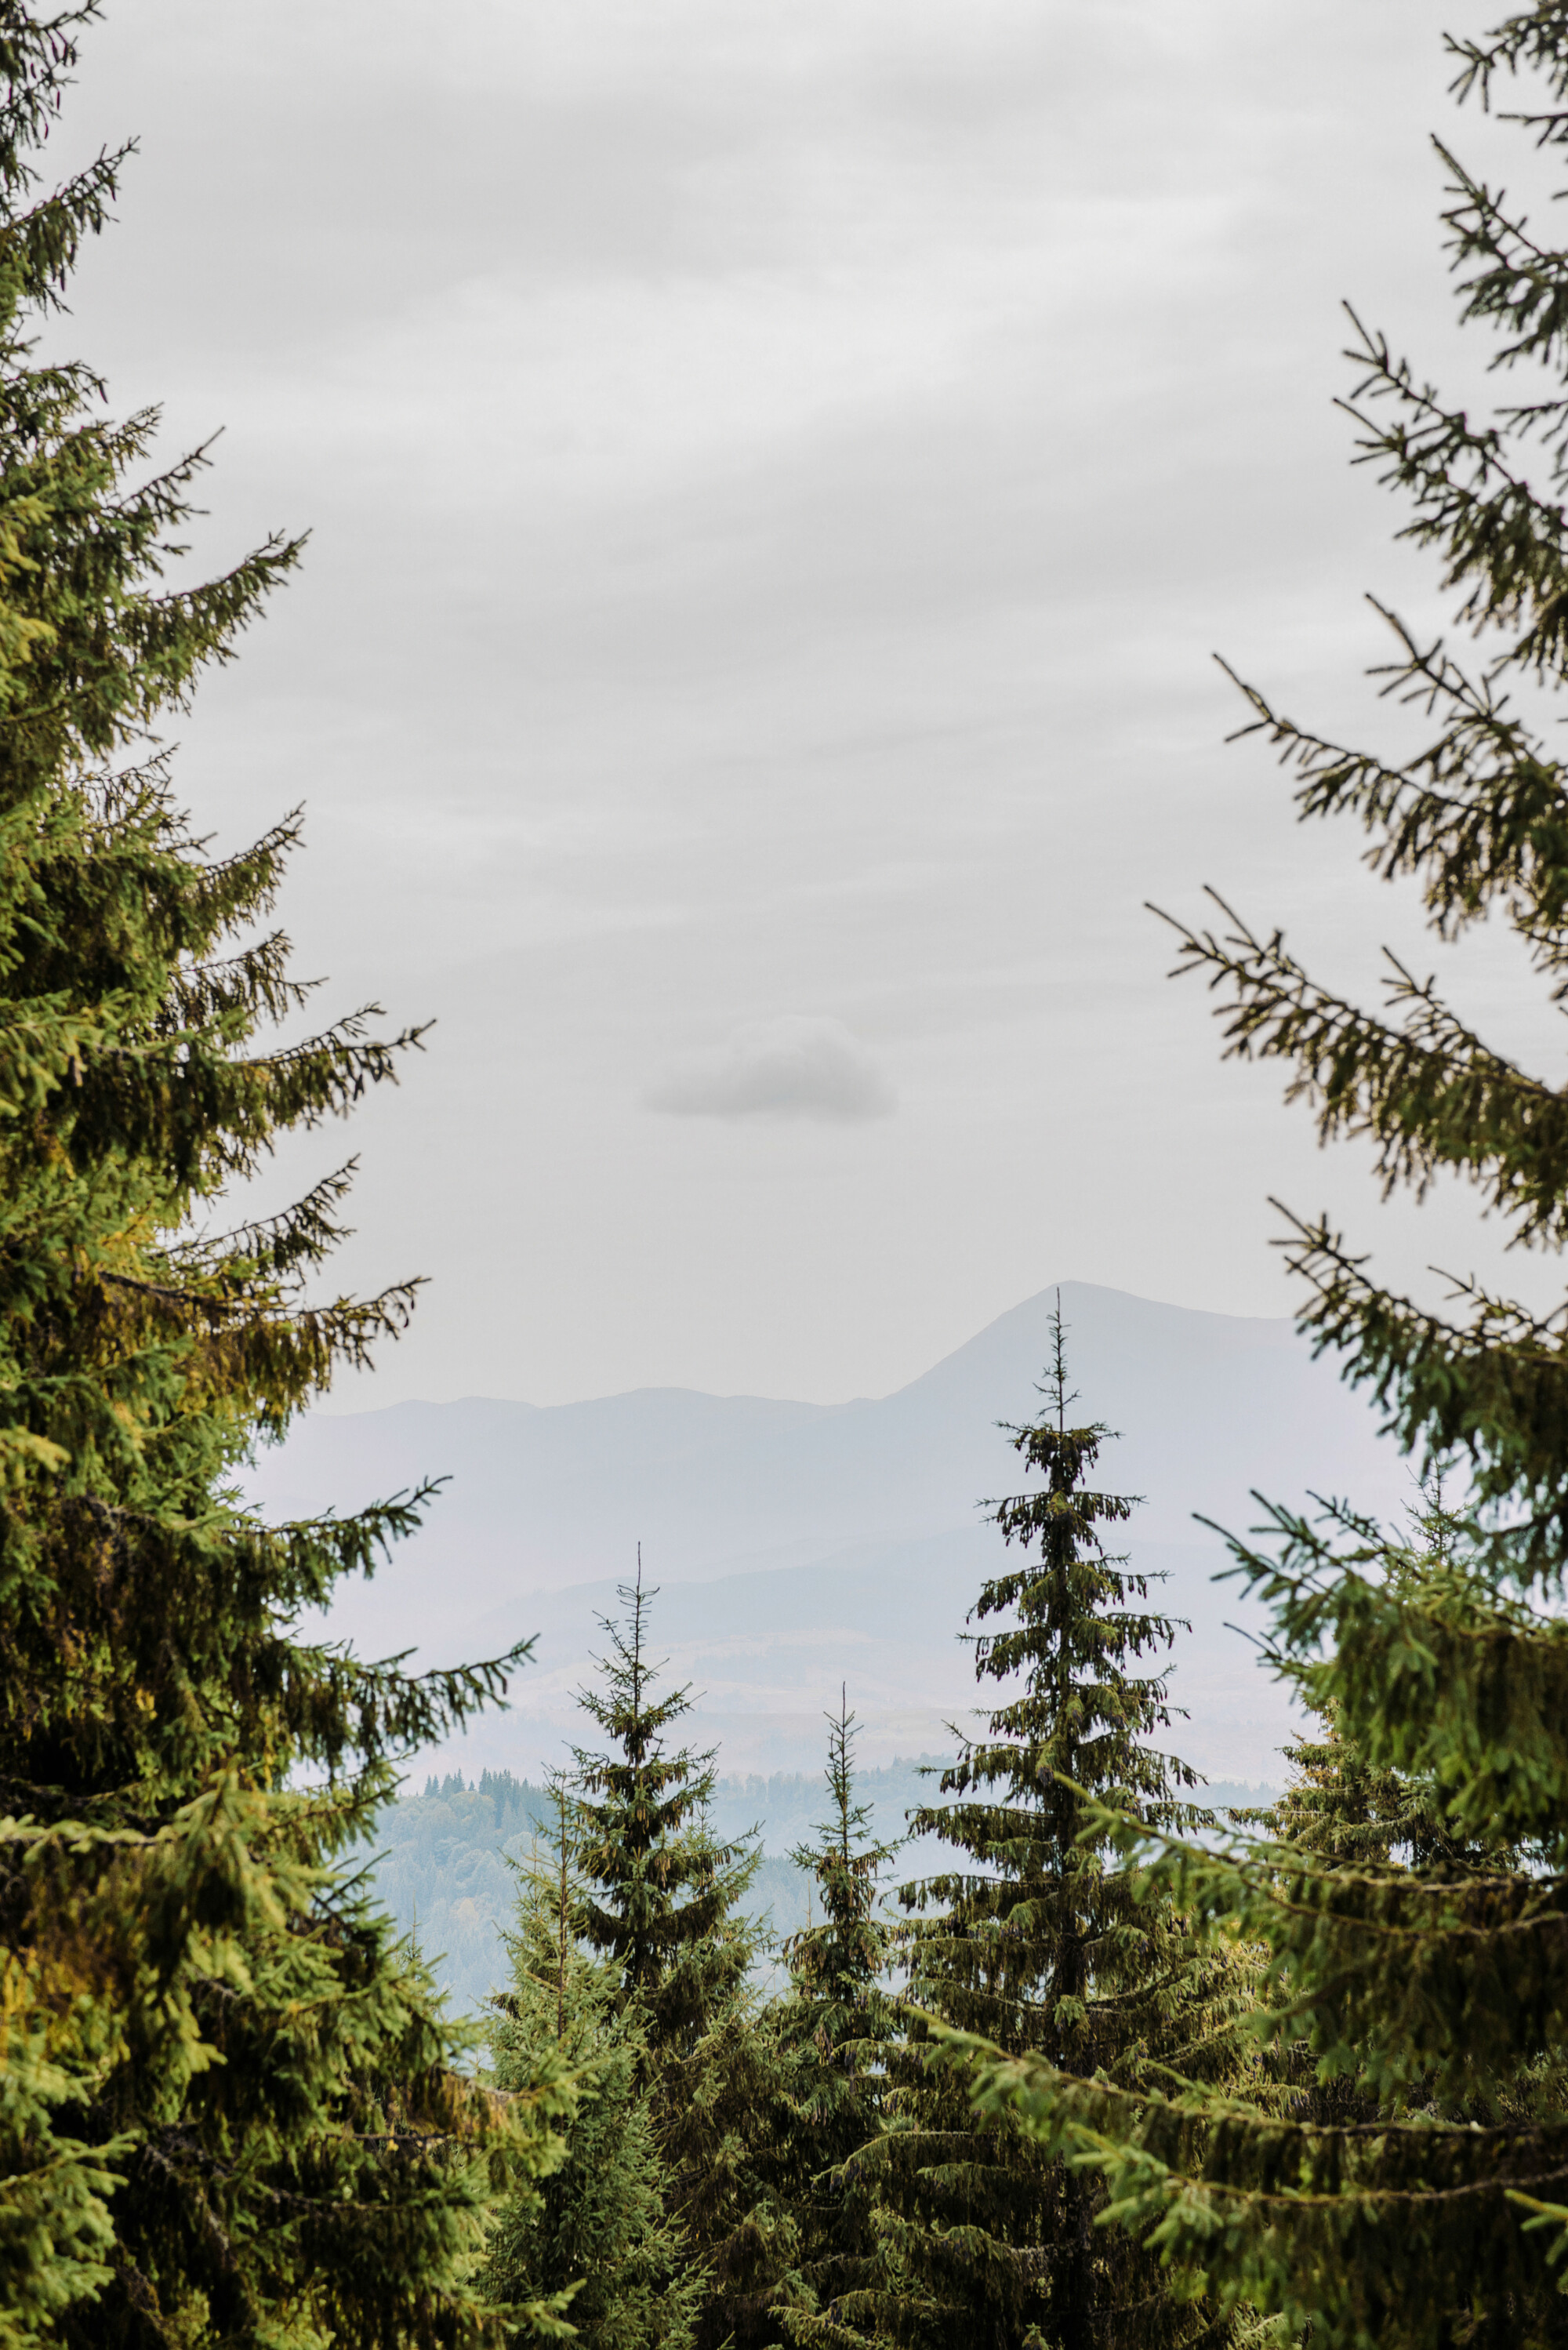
(957, 7), (1568, 2342)
(568, 1555), (786, 2348)
(773, 1693), (902, 2349)
(569, 1552), (760, 2062)
(844, 1305), (1245, 2350)
(478, 1790), (699, 2350)
(0, 7), (564, 2341)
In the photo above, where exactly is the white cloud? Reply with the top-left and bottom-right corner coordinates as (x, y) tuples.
(644, 1015), (895, 1124)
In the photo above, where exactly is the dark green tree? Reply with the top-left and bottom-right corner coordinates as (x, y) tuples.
(774, 1692), (902, 2350)
(0, 6), (566, 2341)
(478, 1790), (699, 2350)
(568, 1554), (786, 2348)
(844, 1303), (1247, 2350)
(569, 1551), (761, 2063)
(957, 8), (1568, 2343)
(1251, 1480), (1485, 1877)
(656, 1943), (799, 2350)
(1212, 1479), (1515, 2159)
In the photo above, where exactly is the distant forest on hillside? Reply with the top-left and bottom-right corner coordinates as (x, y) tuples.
(375, 1763), (1282, 2014)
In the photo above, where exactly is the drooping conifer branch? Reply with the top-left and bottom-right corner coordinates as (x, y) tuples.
(961, 14), (1568, 2330)
(1159, 892), (1568, 1243)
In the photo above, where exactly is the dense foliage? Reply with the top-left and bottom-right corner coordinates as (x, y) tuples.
(828, 1306), (1249, 2350)
(477, 1796), (698, 2350)
(772, 1695), (902, 2350)
(566, 1563), (789, 2346)
(953, 6), (1568, 2345)
(0, 7), (562, 2342)
(570, 1559), (761, 2058)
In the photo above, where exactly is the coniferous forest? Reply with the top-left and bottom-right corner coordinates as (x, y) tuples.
(10, 1), (1568, 2346)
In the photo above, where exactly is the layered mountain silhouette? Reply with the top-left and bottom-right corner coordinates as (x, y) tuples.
(250, 1283), (1413, 1783)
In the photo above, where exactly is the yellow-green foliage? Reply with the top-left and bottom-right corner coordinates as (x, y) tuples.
(0, 8), (566, 2342)
(477, 1811), (700, 2350)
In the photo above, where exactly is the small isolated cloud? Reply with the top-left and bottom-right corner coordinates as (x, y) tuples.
(644, 1015), (895, 1124)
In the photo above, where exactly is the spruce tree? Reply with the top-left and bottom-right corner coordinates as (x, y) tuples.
(957, 7), (1568, 2342)
(568, 1555), (787, 2347)
(0, 7), (567, 2341)
(569, 1552), (760, 2062)
(844, 1304), (1244, 2350)
(478, 1791), (699, 2350)
(774, 1693), (902, 2350)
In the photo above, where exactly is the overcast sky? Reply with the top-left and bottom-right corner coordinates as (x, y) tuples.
(45, 0), (1562, 1407)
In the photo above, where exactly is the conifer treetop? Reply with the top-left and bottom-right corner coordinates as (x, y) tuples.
(841, 1313), (1236, 2350)
(569, 1549), (760, 2039)
(573, 1545), (707, 1793)
(924, 1290), (1197, 1839)
(783, 1687), (900, 2010)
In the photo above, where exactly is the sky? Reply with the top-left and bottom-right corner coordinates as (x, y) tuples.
(44, 0), (1568, 1407)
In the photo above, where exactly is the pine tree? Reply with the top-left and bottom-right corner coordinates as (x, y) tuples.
(568, 1553), (787, 2347)
(957, 8), (1568, 2342)
(844, 1303), (1245, 2350)
(774, 1692), (902, 2350)
(478, 1789), (699, 2350)
(0, 7), (567, 2341)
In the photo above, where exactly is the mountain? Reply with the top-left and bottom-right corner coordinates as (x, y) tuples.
(249, 1282), (1412, 1785)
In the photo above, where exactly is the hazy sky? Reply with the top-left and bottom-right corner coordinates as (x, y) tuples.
(49, 0), (1560, 1406)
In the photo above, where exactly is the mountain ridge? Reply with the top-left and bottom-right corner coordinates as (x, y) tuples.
(310, 1280), (1301, 1420)
(249, 1281), (1408, 1782)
